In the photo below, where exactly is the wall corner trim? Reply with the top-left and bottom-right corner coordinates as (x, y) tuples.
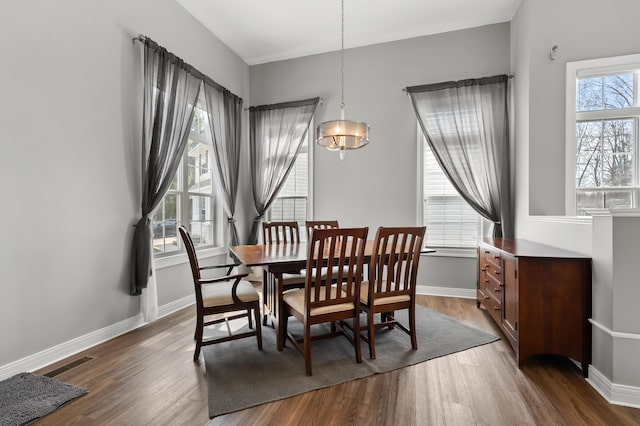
(588, 366), (640, 409)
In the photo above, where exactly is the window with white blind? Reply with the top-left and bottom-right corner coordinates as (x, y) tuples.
(267, 131), (311, 239)
(419, 131), (481, 248)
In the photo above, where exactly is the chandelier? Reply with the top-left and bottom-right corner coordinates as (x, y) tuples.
(316, 0), (370, 160)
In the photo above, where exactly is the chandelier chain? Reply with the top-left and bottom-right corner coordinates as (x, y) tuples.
(341, 0), (345, 109)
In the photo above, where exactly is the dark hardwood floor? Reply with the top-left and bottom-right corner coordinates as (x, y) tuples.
(34, 295), (640, 425)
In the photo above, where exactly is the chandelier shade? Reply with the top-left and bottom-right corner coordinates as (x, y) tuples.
(316, 118), (370, 151)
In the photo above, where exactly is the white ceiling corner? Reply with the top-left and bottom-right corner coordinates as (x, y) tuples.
(175, 0), (521, 65)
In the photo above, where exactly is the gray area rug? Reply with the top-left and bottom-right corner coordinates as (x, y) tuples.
(0, 372), (87, 426)
(204, 306), (499, 418)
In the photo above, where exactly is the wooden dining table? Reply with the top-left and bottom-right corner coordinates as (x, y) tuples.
(229, 241), (435, 351)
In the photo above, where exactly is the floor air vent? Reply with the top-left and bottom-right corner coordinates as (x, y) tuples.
(44, 356), (95, 378)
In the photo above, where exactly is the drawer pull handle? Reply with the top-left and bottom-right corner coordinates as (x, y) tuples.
(484, 279), (489, 283)
(494, 255), (499, 259)
(484, 296), (490, 300)
(494, 288), (500, 292)
(481, 268), (486, 272)
(494, 306), (501, 311)
(494, 270), (500, 275)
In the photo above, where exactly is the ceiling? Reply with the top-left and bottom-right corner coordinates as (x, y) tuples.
(176, 0), (522, 65)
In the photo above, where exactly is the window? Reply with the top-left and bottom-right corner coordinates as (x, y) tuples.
(566, 54), (640, 215)
(152, 107), (223, 256)
(419, 131), (481, 248)
(267, 131), (311, 240)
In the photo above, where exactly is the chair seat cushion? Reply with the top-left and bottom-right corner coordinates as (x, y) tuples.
(280, 272), (307, 285)
(360, 280), (411, 306)
(202, 280), (259, 307)
(284, 265), (353, 284)
(283, 286), (354, 316)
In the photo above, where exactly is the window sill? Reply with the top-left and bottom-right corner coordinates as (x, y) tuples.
(422, 247), (477, 258)
(154, 246), (229, 270)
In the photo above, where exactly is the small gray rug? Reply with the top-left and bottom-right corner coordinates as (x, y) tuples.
(204, 306), (499, 418)
(0, 372), (87, 426)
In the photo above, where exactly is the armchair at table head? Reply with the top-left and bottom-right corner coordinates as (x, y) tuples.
(179, 225), (262, 361)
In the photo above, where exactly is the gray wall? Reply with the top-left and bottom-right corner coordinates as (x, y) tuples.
(249, 23), (511, 289)
(517, 0), (640, 216)
(511, 0), (640, 398)
(0, 0), (249, 367)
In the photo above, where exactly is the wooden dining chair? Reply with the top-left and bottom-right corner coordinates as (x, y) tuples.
(179, 225), (262, 361)
(260, 221), (306, 325)
(360, 226), (426, 359)
(282, 227), (368, 376)
(305, 220), (339, 240)
(262, 221), (300, 244)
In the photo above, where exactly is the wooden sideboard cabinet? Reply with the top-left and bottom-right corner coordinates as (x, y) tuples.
(477, 238), (592, 376)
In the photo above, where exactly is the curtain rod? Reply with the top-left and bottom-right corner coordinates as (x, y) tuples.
(402, 74), (514, 93)
(245, 98), (323, 111)
(132, 34), (242, 102)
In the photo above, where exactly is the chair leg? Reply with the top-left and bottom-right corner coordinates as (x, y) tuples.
(304, 322), (312, 376)
(409, 305), (418, 350)
(194, 316), (204, 362)
(253, 305), (263, 350)
(247, 308), (254, 329)
(354, 311), (362, 364)
(368, 310), (376, 360)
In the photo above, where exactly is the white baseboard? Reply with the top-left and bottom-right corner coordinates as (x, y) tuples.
(0, 313), (145, 381)
(588, 365), (640, 409)
(0, 296), (198, 382)
(416, 285), (476, 299)
(157, 294), (194, 318)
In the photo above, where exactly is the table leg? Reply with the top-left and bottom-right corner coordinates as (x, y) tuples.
(275, 272), (286, 351)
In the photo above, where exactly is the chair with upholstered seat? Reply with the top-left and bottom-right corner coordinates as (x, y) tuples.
(179, 225), (262, 361)
(360, 226), (426, 359)
(282, 227), (368, 376)
(260, 221), (306, 325)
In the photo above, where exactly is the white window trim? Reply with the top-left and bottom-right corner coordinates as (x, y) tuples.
(565, 53), (640, 215)
(154, 246), (229, 270)
(153, 107), (225, 259)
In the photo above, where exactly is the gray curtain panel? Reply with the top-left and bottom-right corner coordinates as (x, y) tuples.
(203, 83), (243, 246)
(406, 75), (513, 238)
(131, 38), (202, 295)
(247, 97), (320, 244)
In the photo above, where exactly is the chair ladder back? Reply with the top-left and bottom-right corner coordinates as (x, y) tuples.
(262, 221), (300, 244)
(305, 220), (339, 240)
(370, 227), (426, 298)
(306, 227), (368, 313)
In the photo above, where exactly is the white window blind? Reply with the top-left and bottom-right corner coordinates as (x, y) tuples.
(422, 136), (481, 248)
(268, 132), (310, 238)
